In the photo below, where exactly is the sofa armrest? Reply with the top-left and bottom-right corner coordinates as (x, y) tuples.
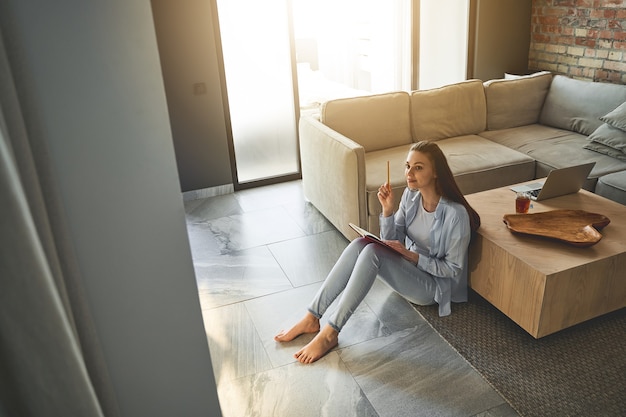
(299, 115), (366, 239)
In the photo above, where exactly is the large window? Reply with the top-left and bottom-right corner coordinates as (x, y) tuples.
(293, 0), (412, 113)
(216, 0), (469, 185)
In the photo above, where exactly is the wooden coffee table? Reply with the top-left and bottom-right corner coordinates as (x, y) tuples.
(465, 185), (626, 338)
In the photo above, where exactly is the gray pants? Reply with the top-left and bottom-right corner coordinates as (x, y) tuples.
(308, 237), (437, 332)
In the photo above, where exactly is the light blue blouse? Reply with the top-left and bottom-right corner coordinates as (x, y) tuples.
(379, 188), (471, 316)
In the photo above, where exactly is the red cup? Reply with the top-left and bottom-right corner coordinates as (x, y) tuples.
(515, 192), (531, 214)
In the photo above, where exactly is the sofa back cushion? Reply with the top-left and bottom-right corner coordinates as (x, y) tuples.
(410, 79), (486, 142)
(484, 71), (552, 130)
(540, 75), (626, 136)
(320, 91), (412, 152)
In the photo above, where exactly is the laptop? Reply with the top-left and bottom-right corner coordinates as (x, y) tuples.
(510, 162), (595, 201)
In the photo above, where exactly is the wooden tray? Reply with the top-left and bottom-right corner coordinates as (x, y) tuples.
(502, 209), (611, 247)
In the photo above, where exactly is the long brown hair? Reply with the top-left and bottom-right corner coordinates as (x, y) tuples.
(410, 141), (481, 232)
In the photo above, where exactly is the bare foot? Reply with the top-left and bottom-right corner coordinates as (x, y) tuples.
(293, 324), (338, 364)
(274, 312), (320, 342)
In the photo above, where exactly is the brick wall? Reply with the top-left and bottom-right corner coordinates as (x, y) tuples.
(529, 0), (626, 83)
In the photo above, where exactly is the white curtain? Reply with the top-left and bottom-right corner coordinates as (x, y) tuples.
(0, 29), (118, 417)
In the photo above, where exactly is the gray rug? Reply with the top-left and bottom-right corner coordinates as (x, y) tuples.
(412, 291), (626, 417)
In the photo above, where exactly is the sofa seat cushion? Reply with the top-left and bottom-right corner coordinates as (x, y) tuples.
(540, 75), (626, 136)
(595, 171), (626, 205)
(493, 130), (626, 190)
(436, 136), (535, 195)
(320, 91), (412, 152)
(484, 71), (552, 130)
(364, 136), (535, 224)
(479, 123), (571, 150)
(410, 80), (486, 142)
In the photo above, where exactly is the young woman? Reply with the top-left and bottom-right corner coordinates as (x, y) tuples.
(275, 141), (481, 364)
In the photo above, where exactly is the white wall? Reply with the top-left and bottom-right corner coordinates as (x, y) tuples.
(471, 0), (532, 81)
(0, 2), (221, 416)
(152, 0), (234, 192)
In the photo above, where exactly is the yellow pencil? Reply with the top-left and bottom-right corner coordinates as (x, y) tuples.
(387, 160), (390, 186)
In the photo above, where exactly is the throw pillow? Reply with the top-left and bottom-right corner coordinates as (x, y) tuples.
(588, 122), (626, 153)
(600, 101), (626, 132)
(585, 122), (626, 161)
(584, 140), (626, 162)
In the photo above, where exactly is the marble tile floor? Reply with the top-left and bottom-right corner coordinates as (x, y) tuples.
(184, 180), (520, 417)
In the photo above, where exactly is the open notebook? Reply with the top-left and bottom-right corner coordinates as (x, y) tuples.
(510, 162), (595, 201)
(348, 223), (406, 257)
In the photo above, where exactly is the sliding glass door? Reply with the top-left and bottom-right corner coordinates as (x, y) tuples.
(216, 0), (300, 185)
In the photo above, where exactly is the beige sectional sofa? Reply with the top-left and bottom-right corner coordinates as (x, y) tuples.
(299, 72), (626, 239)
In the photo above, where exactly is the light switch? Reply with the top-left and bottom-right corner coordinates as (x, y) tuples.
(193, 82), (207, 95)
